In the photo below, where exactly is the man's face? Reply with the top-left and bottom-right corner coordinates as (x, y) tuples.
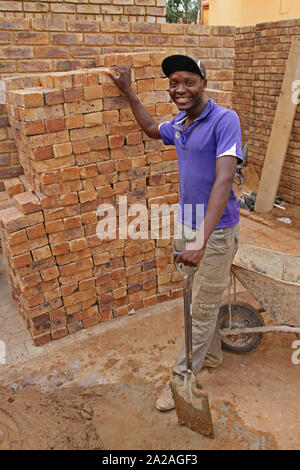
(168, 70), (207, 112)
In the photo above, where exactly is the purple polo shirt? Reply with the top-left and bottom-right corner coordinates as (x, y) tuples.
(158, 99), (243, 229)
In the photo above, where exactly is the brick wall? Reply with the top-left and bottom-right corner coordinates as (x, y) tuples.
(0, 0), (166, 23)
(232, 25), (255, 145)
(0, 19), (235, 187)
(233, 18), (300, 205)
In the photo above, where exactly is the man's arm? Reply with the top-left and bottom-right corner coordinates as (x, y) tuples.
(177, 155), (237, 266)
(107, 65), (161, 140)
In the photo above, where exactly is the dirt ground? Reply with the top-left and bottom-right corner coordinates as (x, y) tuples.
(0, 291), (299, 450)
(0, 210), (299, 450)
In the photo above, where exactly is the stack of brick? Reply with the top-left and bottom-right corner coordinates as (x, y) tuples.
(0, 50), (189, 346)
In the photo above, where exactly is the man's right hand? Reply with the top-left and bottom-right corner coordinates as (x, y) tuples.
(105, 65), (161, 140)
(106, 65), (132, 95)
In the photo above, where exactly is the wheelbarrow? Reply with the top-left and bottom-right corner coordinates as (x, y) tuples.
(218, 243), (300, 354)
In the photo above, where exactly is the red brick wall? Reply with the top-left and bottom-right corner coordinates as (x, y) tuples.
(233, 18), (300, 205)
(0, 0), (166, 23)
(0, 19), (235, 188)
(232, 25), (255, 146)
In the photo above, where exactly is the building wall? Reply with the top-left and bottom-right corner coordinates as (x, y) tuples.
(0, 0), (166, 24)
(0, 19), (235, 188)
(209, 0), (300, 27)
(233, 18), (300, 205)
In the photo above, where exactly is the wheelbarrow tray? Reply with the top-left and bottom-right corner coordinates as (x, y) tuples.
(232, 244), (300, 327)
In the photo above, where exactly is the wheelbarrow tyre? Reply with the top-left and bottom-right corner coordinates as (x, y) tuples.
(218, 302), (265, 355)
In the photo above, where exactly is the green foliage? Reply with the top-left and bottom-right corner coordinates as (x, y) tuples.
(166, 0), (201, 24)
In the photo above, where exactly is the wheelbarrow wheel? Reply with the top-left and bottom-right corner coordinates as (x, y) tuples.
(218, 302), (265, 354)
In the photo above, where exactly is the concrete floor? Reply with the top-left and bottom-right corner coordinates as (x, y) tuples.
(0, 209), (299, 449)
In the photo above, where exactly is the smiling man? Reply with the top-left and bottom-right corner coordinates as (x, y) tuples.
(107, 54), (243, 411)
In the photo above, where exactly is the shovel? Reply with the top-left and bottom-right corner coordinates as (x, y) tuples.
(170, 251), (214, 438)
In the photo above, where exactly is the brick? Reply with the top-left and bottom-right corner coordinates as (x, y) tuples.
(45, 219), (64, 234)
(51, 33), (83, 45)
(78, 187), (97, 204)
(60, 193), (78, 206)
(84, 112), (103, 127)
(20, 120), (45, 136)
(13, 191), (42, 215)
(85, 34), (115, 46)
(84, 85), (103, 100)
(32, 333), (52, 346)
(53, 142), (73, 158)
(0, 18), (30, 30)
(97, 185), (114, 198)
(22, 272), (42, 288)
(64, 87), (84, 103)
(40, 266), (59, 282)
(32, 245), (52, 262)
(69, 238), (88, 252)
(108, 134), (125, 148)
(26, 223), (46, 240)
(64, 215), (82, 230)
(44, 89), (64, 106)
(15, 31), (48, 44)
(1, 207), (44, 233)
(7, 229), (27, 246)
(0, 46), (33, 59)
(45, 118), (66, 133)
(82, 315), (98, 328)
(61, 167), (80, 182)
(72, 140), (90, 155)
(102, 110), (119, 123)
(65, 114), (85, 130)
(4, 178), (24, 197)
(79, 164), (98, 179)
(13, 252), (33, 269)
(12, 89), (44, 108)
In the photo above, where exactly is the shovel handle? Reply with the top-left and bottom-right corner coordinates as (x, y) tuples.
(173, 250), (198, 278)
(173, 251), (195, 372)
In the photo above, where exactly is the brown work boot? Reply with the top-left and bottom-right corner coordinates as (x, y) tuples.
(155, 382), (175, 411)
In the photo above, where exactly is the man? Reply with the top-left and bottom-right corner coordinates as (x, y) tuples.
(107, 55), (242, 411)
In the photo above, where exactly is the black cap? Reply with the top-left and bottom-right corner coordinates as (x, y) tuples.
(162, 54), (206, 79)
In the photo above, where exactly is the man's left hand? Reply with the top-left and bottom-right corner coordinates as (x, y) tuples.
(176, 247), (206, 267)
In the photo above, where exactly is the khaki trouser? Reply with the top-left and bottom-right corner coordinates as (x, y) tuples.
(172, 221), (240, 379)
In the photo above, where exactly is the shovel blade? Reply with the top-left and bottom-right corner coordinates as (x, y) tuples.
(170, 375), (214, 438)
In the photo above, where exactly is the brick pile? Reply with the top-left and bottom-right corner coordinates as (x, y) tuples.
(0, 50), (190, 345)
